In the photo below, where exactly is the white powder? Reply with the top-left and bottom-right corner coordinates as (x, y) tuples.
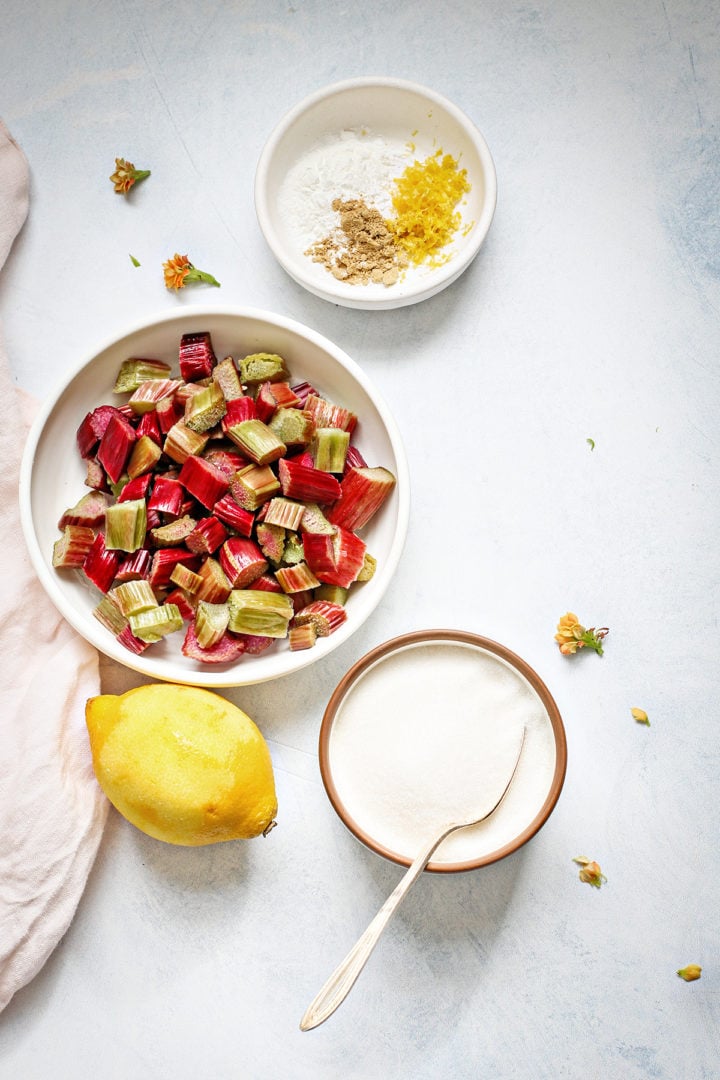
(277, 128), (412, 250)
(327, 641), (559, 866)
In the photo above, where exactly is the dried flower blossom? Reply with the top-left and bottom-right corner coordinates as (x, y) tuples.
(110, 157), (151, 194)
(555, 612), (608, 656)
(162, 253), (221, 290)
(677, 965), (702, 982)
(631, 707), (650, 726)
(572, 855), (607, 888)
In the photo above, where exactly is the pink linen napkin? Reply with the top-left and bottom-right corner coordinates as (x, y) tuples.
(0, 120), (107, 1013)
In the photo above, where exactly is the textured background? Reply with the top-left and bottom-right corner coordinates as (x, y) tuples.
(1, 2), (718, 1077)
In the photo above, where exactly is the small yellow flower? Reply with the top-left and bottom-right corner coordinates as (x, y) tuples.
(162, 253), (221, 290)
(572, 855), (607, 888)
(555, 613), (608, 656)
(677, 965), (702, 982)
(631, 707), (650, 726)
(110, 157), (151, 194)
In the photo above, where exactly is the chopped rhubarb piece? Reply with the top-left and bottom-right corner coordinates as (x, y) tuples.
(229, 464), (280, 510)
(268, 406), (315, 448)
(226, 418), (286, 465)
(135, 409), (162, 446)
(105, 499), (147, 552)
(113, 357), (172, 393)
(92, 594), (127, 635)
(148, 548), (199, 591)
(203, 448), (248, 479)
(150, 514), (197, 547)
(344, 445), (368, 471)
(193, 556), (232, 603)
(129, 603), (184, 642)
(289, 623), (317, 651)
(227, 589), (293, 637)
(155, 394), (181, 434)
(312, 427), (350, 473)
(221, 396), (257, 434)
(147, 476), (184, 516)
(314, 583), (349, 606)
(76, 404), (123, 458)
(290, 381), (319, 405)
(111, 579), (157, 616)
(357, 551), (377, 581)
(84, 457), (108, 491)
(327, 466), (397, 531)
(194, 600), (230, 648)
(127, 378), (183, 415)
(115, 548), (152, 583)
(117, 472), (152, 502)
(163, 419), (209, 464)
(281, 532), (305, 565)
(116, 623), (152, 654)
(219, 537), (267, 587)
(97, 411), (137, 484)
(169, 562), (203, 594)
(303, 527), (366, 588)
(58, 490), (110, 529)
(178, 454), (228, 509)
(186, 516), (228, 555)
(274, 562), (320, 594)
(83, 533), (121, 592)
(127, 433), (162, 479)
(212, 494), (255, 537)
(263, 497), (305, 531)
(298, 502), (336, 536)
(304, 393), (357, 433)
(256, 522), (285, 564)
(278, 457), (342, 504)
(237, 352), (289, 385)
(293, 599), (347, 636)
(52, 525), (96, 568)
(179, 330), (216, 382)
(236, 633), (274, 654)
(252, 572), (283, 593)
(212, 356), (244, 401)
(163, 587), (196, 621)
(181, 622), (246, 664)
(255, 380), (302, 422)
(291, 588), (315, 614)
(184, 380), (227, 433)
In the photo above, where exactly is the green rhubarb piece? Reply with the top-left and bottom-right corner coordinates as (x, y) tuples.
(263, 497), (305, 531)
(195, 557), (232, 602)
(230, 464), (280, 510)
(184, 380), (227, 433)
(127, 434), (162, 478)
(113, 358), (172, 394)
(111, 579), (158, 616)
(169, 563), (203, 593)
(129, 603), (184, 642)
(92, 594), (128, 635)
(227, 590), (293, 638)
(104, 499), (147, 552)
(298, 502), (336, 535)
(280, 532), (304, 566)
(127, 378), (183, 415)
(227, 418), (286, 465)
(312, 428), (350, 473)
(313, 583), (349, 605)
(357, 552), (377, 581)
(237, 352), (289, 385)
(212, 356), (244, 401)
(256, 522), (285, 564)
(150, 514), (197, 547)
(163, 420), (210, 464)
(195, 601), (230, 648)
(268, 407), (315, 447)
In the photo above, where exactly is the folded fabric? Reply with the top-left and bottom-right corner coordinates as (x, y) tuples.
(0, 119), (107, 1014)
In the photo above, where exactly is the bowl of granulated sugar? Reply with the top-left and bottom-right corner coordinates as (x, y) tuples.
(254, 77), (497, 310)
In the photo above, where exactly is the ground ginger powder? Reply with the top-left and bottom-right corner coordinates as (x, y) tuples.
(306, 198), (406, 285)
(388, 150), (471, 267)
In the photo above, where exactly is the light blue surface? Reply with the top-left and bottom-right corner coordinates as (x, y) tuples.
(1, 2), (718, 1077)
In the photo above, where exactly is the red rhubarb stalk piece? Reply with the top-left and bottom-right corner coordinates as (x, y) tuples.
(219, 537), (268, 588)
(97, 411), (137, 484)
(278, 457), (342, 504)
(116, 624), (152, 655)
(135, 409), (163, 446)
(186, 516), (228, 555)
(115, 548), (152, 583)
(181, 623), (246, 664)
(57, 490), (110, 529)
(147, 475), (185, 515)
(82, 534), (121, 593)
(212, 494), (255, 537)
(179, 331), (216, 382)
(148, 548), (200, 591)
(52, 526), (96, 568)
(178, 455), (229, 509)
(303, 527), (366, 588)
(76, 405), (124, 458)
(326, 466), (396, 532)
(117, 473), (152, 503)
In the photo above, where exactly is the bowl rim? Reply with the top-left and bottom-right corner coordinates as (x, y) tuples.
(318, 628), (567, 873)
(19, 303), (411, 687)
(254, 75), (498, 310)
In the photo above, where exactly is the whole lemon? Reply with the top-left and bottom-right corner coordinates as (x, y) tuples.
(85, 684), (277, 845)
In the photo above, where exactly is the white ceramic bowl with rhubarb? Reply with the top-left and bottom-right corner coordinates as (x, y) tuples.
(254, 76), (497, 310)
(19, 307), (410, 687)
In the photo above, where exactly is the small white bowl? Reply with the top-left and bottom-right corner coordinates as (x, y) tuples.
(255, 77), (497, 310)
(19, 307), (410, 688)
(319, 631), (567, 873)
